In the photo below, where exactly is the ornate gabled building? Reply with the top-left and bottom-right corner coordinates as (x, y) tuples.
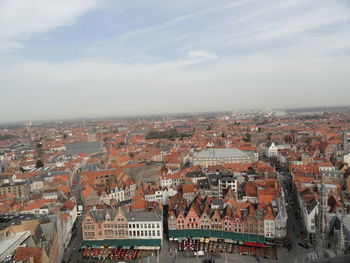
(184, 202), (201, 229)
(210, 209), (222, 230)
(167, 194), (286, 245)
(200, 203), (211, 230)
(82, 207), (162, 246)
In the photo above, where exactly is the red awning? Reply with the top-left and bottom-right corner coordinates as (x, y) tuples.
(243, 242), (267, 248)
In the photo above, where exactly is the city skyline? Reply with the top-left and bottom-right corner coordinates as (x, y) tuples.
(1, 0), (350, 121)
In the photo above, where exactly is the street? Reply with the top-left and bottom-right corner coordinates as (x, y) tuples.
(275, 168), (317, 262)
(62, 170), (84, 263)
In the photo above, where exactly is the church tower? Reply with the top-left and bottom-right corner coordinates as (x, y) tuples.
(317, 177), (329, 249)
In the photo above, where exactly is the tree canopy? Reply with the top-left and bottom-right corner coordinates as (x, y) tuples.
(36, 160), (44, 168)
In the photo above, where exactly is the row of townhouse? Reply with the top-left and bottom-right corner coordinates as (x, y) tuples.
(99, 183), (135, 205)
(143, 186), (178, 205)
(159, 172), (182, 188)
(82, 168), (137, 207)
(168, 194), (287, 241)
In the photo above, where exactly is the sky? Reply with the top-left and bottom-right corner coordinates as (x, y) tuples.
(0, 0), (350, 122)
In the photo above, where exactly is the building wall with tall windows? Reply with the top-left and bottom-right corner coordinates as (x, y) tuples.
(82, 208), (162, 244)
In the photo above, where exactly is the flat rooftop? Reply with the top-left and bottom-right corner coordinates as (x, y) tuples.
(193, 148), (250, 159)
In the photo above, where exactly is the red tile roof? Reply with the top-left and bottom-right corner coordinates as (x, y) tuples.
(14, 247), (42, 263)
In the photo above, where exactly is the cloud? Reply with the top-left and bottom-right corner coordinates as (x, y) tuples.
(186, 50), (218, 62)
(178, 0), (350, 57)
(1, 53), (349, 121)
(0, 0), (98, 51)
(118, 0), (251, 41)
(83, 0), (350, 66)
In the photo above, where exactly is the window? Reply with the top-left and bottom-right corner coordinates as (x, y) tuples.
(157, 230), (160, 236)
(85, 232), (95, 239)
(105, 230), (113, 236)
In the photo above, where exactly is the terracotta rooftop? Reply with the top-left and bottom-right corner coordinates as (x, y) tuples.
(14, 247), (42, 263)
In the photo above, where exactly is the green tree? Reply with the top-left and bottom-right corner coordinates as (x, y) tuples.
(36, 160), (44, 168)
(243, 133), (251, 142)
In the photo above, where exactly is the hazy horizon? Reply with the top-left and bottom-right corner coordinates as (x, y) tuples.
(1, 0), (350, 122)
(1, 104), (349, 125)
